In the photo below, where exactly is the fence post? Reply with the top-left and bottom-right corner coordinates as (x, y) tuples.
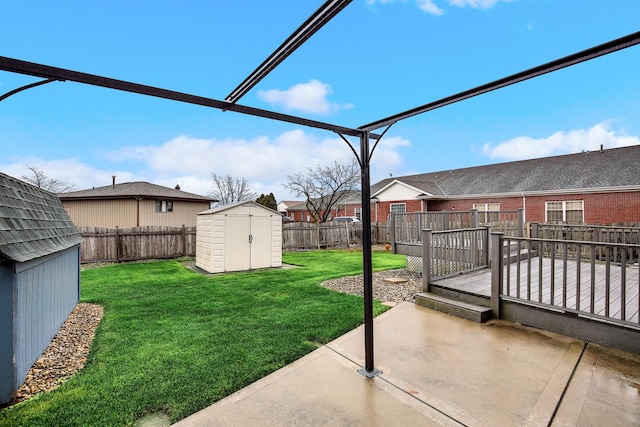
(181, 224), (186, 256)
(422, 229), (433, 293)
(490, 232), (504, 319)
(517, 208), (525, 237)
(471, 209), (479, 228)
(390, 213), (396, 253)
(115, 226), (121, 263)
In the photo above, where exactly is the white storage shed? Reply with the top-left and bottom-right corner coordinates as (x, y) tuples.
(196, 201), (282, 273)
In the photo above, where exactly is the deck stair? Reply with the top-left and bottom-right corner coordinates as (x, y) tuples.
(415, 283), (492, 323)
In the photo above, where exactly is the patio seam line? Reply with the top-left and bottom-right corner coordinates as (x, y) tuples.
(322, 343), (468, 427)
(547, 340), (589, 426)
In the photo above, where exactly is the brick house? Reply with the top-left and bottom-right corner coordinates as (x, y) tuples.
(366, 145), (640, 225)
(280, 191), (362, 222)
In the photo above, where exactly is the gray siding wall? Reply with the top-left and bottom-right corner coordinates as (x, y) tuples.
(12, 246), (80, 400)
(0, 264), (14, 403)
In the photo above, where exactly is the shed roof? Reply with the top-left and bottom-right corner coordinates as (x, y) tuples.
(58, 181), (215, 203)
(198, 200), (281, 216)
(371, 145), (640, 198)
(0, 172), (83, 263)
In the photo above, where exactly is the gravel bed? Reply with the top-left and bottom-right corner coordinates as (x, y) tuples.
(5, 303), (104, 408)
(321, 268), (422, 304)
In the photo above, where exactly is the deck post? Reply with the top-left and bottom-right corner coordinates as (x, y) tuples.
(390, 213), (396, 253)
(422, 229), (432, 292)
(490, 232), (504, 319)
(517, 208), (525, 237)
(485, 225), (492, 267)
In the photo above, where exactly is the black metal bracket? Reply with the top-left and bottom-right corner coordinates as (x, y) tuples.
(0, 78), (61, 103)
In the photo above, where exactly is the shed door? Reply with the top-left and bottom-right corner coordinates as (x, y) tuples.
(250, 215), (272, 269)
(224, 214), (273, 271)
(224, 215), (251, 272)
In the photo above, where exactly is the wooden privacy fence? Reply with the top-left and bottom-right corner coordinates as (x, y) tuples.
(532, 223), (640, 263)
(282, 222), (390, 250)
(78, 226), (196, 263)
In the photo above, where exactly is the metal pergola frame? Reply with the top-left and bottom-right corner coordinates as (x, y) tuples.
(1, 1), (638, 378)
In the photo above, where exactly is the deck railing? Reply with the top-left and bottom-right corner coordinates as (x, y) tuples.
(422, 228), (490, 284)
(491, 234), (640, 328)
(391, 209), (523, 246)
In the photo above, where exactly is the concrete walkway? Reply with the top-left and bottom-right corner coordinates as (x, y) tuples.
(173, 302), (640, 426)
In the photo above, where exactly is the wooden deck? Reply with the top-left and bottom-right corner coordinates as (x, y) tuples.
(432, 256), (640, 324)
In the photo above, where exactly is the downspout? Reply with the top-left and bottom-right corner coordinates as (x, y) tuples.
(136, 197), (141, 226)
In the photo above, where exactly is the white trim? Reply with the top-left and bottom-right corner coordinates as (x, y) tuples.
(372, 179), (431, 199)
(418, 185), (640, 200)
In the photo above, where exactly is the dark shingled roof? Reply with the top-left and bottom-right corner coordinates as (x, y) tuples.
(0, 172), (83, 263)
(371, 145), (640, 198)
(58, 181), (215, 202)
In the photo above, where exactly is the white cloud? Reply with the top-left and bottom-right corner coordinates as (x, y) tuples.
(482, 122), (640, 161)
(367, 0), (513, 15)
(2, 130), (411, 200)
(0, 157), (138, 192)
(257, 80), (354, 115)
(417, 0), (445, 15)
(447, 0), (505, 9)
(101, 130), (410, 199)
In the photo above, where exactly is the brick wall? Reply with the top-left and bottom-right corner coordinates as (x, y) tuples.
(290, 191), (640, 225)
(426, 192), (640, 225)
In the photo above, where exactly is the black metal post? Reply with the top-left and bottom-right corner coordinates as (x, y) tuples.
(357, 131), (381, 378)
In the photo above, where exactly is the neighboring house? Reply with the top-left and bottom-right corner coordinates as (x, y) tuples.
(0, 172), (83, 404)
(58, 177), (216, 228)
(362, 145), (640, 225)
(277, 200), (303, 220)
(280, 191), (363, 223)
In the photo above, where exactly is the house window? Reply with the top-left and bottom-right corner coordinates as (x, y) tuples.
(473, 203), (500, 223)
(390, 203), (406, 215)
(156, 200), (174, 213)
(545, 200), (583, 223)
(354, 207), (362, 219)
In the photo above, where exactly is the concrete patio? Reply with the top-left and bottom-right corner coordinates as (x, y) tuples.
(173, 302), (640, 426)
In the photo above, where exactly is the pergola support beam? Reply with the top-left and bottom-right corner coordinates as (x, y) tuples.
(359, 30), (640, 131)
(0, 56), (371, 138)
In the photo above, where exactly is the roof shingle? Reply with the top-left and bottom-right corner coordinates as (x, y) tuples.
(58, 181), (215, 202)
(372, 145), (640, 198)
(0, 172), (83, 263)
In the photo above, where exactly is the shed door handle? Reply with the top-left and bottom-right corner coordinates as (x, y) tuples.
(249, 234), (253, 244)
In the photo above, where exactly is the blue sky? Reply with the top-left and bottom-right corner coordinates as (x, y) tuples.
(1, 0), (639, 201)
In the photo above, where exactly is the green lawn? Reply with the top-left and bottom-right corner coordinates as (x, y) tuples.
(0, 250), (405, 426)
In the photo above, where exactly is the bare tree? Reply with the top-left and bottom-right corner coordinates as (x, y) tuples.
(209, 173), (257, 206)
(283, 159), (360, 223)
(21, 166), (76, 193)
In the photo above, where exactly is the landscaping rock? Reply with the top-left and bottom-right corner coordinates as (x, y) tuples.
(8, 303), (103, 407)
(321, 269), (422, 304)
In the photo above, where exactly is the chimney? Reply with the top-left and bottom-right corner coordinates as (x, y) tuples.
(600, 144), (604, 153)
(175, 184), (181, 191)
(112, 175), (116, 188)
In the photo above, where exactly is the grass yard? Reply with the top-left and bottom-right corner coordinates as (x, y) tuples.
(0, 249), (405, 426)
